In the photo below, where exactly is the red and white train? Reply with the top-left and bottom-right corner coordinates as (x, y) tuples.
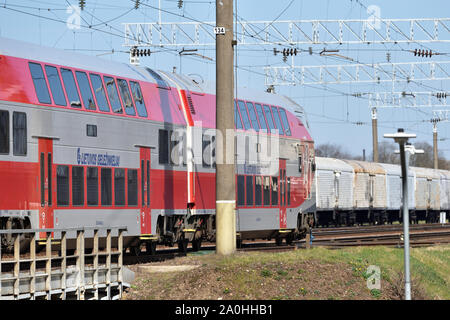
(0, 38), (315, 252)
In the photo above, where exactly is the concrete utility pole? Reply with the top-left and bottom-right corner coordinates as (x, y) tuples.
(215, 0), (236, 255)
(372, 108), (379, 162)
(384, 129), (423, 300)
(433, 122), (438, 169)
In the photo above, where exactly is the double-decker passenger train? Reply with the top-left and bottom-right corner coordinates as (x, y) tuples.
(0, 38), (315, 252)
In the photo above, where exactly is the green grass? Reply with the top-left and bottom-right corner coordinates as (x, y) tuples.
(126, 245), (449, 300)
(210, 245), (450, 299)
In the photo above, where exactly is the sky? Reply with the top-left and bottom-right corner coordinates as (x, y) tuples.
(1, 0), (449, 159)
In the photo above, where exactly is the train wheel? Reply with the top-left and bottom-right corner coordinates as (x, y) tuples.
(178, 239), (189, 253)
(192, 239), (202, 252)
(131, 245), (142, 256)
(146, 241), (157, 255)
(285, 234), (294, 246)
(275, 236), (283, 246)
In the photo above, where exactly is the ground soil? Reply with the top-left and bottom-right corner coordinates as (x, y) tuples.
(122, 249), (429, 300)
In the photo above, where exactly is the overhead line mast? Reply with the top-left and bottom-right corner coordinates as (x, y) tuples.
(215, 0), (236, 255)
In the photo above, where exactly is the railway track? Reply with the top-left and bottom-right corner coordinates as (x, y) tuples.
(122, 223), (450, 258)
(2, 224), (449, 267)
(306, 223), (450, 248)
(312, 223), (450, 235)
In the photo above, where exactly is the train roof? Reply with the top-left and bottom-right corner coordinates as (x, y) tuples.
(0, 37), (308, 126)
(411, 166), (441, 179)
(315, 157), (354, 172)
(342, 159), (386, 175)
(377, 163), (401, 175)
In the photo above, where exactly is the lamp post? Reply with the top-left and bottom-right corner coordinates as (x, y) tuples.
(384, 129), (423, 300)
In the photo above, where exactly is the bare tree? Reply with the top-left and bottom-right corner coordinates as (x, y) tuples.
(315, 143), (362, 160)
(315, 141), (449, 169)
(372, 141), (400, 165)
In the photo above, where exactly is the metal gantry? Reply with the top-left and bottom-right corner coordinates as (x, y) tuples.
(368, 91), (450, 108)
(432, 109), (450, 121)
(123, 18), (450, 47)
(264, 61), (450, 86)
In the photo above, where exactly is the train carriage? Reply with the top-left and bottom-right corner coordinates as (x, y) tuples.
(314, 157), (354, 226)
(410, 166), (440, 222)
(378, 163), (402, 211)
(343, 160), (388, 224)
(0, 37), (315, 252)
(378, 162), (415, 222)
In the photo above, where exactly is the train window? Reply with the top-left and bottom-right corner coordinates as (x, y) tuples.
(128, 169), (138, 206)
(87, 167), (98, 206)
(146, 160), (150, 206)
(90, 74), (110, 112)
(101, 168), (112, 206)
(40, 153), (45, 206)
(48, 153), (52, 206)
(237, 100), (251, 130)
(159, 129), (169, 164)
(254, 104), (268, 132)
(202, 134), (215, 168)
(237, 175), (245, 207)
(246, 176), (254, 206)
(278, 108), (291, 136)
(13, 112), (27, 156)
(298, 156), (302, 174)
(0, 111), (9, 154)
(263, 176), (271, 206)
(211, 136), (216, 168)
(141, 160), (145, 206)
(114, 168), (125, 206)
(287, 177), (291, 206)
(170, 130), (182, 166)
(61, 68), (82, 108)
(130, 81), (148, 117)
(271, 176), (278, 206)
(234, 101), (243, 129)
(202, 135), (210, 168)
(56, 165), (69, 206)
(255, 176), (262, 206)
(86, 124), (97, 137)
(271, 106), (284, 135)
(117, 79), (136, 116)
(44, 66), (67, 106)
(75, 71), (96, 110)
(72, 166), (84, 206)
(29, 62), (52, 104)
(246, 102), (260, 132)
(104, 76), (123, 113)
(263, 105), (276, 133)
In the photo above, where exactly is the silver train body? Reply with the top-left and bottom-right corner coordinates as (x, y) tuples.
(309, 157), (450, 225)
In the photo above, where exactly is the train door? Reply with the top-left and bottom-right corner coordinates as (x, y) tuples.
(140, 148), (151, 235)
(38, 138), (54, 238)
(369, 174), (375, 207)
(279, 159), (287, 228)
